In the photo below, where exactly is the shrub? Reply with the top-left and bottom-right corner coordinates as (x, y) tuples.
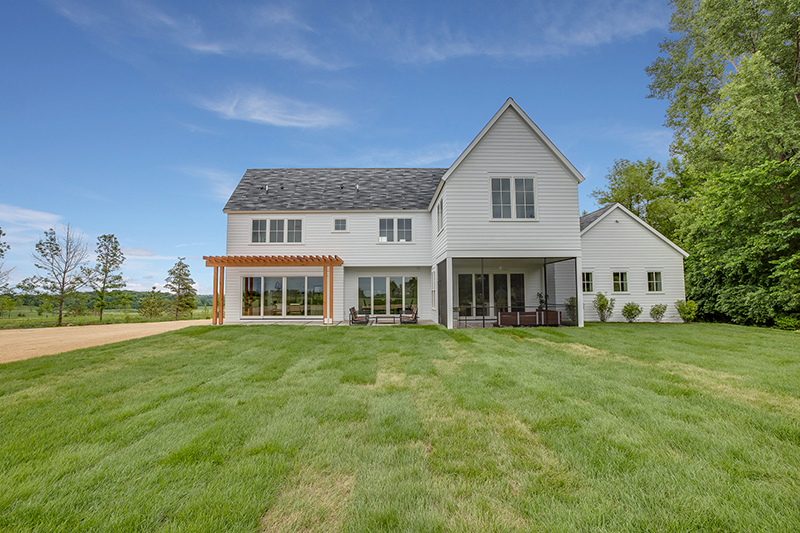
(675, 300), (698, 323)
(774, 316), (800, 331)
(564, 297), (578, 323)
(650, 303), (668, 323)
(593, 292), (615, 322)
(715, 285), (775, 325)
(621, 302), (643, 322)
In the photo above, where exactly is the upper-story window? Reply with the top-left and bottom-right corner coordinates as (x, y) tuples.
(436, 200), (444, 234)
(252, 218), (302, 243)
(379, 218), (412, 243)
(333, 218), (347, 232)
(252, 220), (267, 243)
(491, 177), (536, 219)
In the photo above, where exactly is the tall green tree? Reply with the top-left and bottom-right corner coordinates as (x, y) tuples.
(165, 258), (197, 321)
(82, 234), (126, 322)
(677, 160), (800, 324)
(590, 158), (679, 239)
(23, 225), (88, 326)
(646, 0), (800, 169)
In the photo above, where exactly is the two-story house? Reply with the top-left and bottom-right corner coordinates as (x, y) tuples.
(205, 98), (688, 327)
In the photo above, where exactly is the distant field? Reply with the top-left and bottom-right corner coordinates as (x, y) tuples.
(0, 306), (211, 329)
(1, 323), (798, 532)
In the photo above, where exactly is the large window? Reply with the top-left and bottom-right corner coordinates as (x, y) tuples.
(613, 272), (628, 292)
(582, 272), (593, 292)
(251, 218), (303, 244)
(378, 218), (413, 243)
(647, 271), (663, 292)
(242, 275), (322, 317)
(491, 177), (536, 219)
(357, 276), (417, 315)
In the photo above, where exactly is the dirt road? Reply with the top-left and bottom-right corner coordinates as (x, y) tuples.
(0, 320), (212, 364)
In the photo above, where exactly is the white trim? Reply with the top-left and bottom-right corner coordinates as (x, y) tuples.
(428, 97), (585, 210)
(377, 216), (414, 244)
(581, 203), (689, 258)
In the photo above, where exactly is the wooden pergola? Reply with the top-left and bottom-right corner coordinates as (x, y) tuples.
(203, 255), (344, 325)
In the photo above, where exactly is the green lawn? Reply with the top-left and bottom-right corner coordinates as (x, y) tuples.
(1, 323), (799, 532)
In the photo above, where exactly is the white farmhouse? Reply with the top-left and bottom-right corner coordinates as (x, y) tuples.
(205, 98), (687, 327)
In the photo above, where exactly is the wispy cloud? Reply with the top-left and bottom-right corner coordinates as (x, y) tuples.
(353, 142), (463, 167)
(179, 166), (240, 200)
(603, 125), (673, 158)
(0, 204), (63, 248)
(121, 247), (176, 261)
(195, 89), (347, 128)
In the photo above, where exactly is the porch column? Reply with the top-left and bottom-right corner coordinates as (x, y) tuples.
(446, 256), (454, 329)
(576, 256), (584, 327)
(212, 266), (219, 325)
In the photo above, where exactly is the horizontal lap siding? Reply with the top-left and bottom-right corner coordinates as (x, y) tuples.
(581, 210), (686, 323)
(226, 210), (432, 267)
(431, 190), (447, 264)
(444, 108), (581, 256)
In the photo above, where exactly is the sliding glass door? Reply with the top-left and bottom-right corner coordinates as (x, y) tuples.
(457, 273), (525, 315)
(357, 276), (418, 315)
(242, 276), (323, 317)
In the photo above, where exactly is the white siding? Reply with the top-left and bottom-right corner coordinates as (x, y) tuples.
(431, 189), (448, 265)
(442, 107), (582, 258)
(581, 209), (686, 323)
(227, 210), (432, 267)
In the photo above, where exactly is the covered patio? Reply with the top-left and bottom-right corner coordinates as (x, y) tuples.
(203, 255), (343, 325)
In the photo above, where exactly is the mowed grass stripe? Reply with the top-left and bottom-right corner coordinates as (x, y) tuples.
(0, 323), (799, 532)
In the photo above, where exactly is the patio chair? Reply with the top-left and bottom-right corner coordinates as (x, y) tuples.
(400, 305), (418, 324)
(349, 307), (370, 325)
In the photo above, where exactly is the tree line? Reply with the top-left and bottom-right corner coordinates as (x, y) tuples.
(588, 0), (800, 329)
(0, 225), (200, 326)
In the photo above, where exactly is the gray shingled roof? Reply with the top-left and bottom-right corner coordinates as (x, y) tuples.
(224, 168), (446, 212)
(580, 204), (616, 231)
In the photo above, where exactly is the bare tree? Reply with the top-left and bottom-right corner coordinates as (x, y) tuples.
(0, 226), (12, 291)
(82, 234), (126, 322)
(25, 225), (89, 326)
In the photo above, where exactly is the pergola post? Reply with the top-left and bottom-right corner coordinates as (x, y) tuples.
(217, 266), (225, 325)
(212, 266), (219, 325)
(322, 264), (328, 323)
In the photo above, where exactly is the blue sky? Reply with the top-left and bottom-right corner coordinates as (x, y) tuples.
(1, 0), (674, 294)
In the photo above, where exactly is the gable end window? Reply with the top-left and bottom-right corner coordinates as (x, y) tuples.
(582, 272), (593, 292)
(436, 201), (444, 234)
(252, 220), (267, 243)
(612, 272), (628, 292)
(379, 218), (412, 243)
(333, 218), (347, 232)
(647, 272), (663, 292)
(491, 177), (535, 220)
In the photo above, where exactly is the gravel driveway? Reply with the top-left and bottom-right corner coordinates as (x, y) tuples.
(0, 320), (212, 364)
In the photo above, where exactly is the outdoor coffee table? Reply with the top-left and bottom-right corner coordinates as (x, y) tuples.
(372, 315), (397, 324)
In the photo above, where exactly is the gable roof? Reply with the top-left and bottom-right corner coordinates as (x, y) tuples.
(580, 203), (689, 258)
(428, 97), (585, 209)
(224, 168), (446, 212)
(579, 204), (615, 231)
